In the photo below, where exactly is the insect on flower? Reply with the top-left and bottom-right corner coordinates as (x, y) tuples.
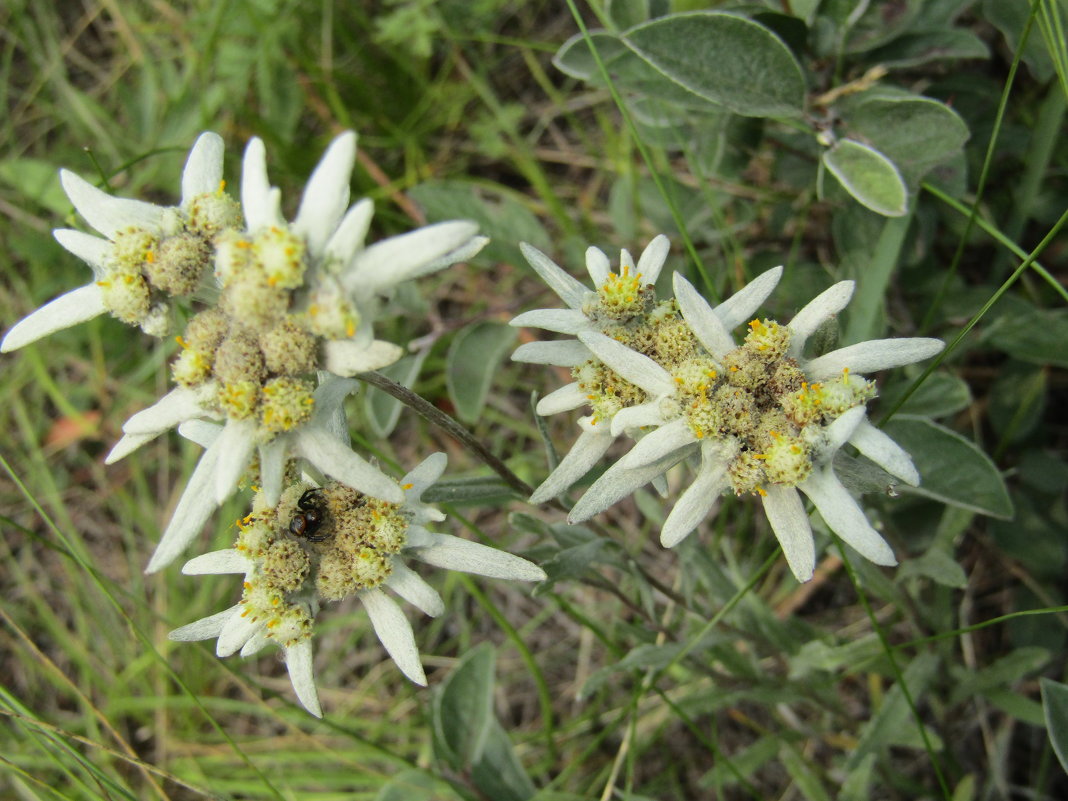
(289, 488), (331, 542)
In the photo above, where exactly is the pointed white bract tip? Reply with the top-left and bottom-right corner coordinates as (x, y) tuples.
(144, 553), (168, 575)
(518, 241), (542, 261)
(528, 486), (553, 505)
(323, 339), (403, 376)
(791, 565), (816, 583)
(335, 129), (358, 150)
(168, 607), (236, 642)
(585, 245), (610, 286)
(182, 132), (225, 200)
(104, 431), (156, 465)
(659, 526), (693, 549)
(361, 588), (426, 685)
(286, 640), (323, 718)
(409, 532), (546, 582)
(401, 451), (448, 495)
(58, 169), (89, 207)
(0, 284), (107, 353)
(181, 549), (252, 575)
(637, 234), (670, 284)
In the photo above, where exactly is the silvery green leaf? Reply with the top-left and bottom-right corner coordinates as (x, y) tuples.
(822, 139), (908, 217)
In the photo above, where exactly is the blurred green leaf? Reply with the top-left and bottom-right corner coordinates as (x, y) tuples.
(950, 647), (1051, 705)
(1018, 450), (1068, 496)
(789, 634), (882, 679)
(984, 688), (1046, 727)
(822, 139), (908, 217)
(422, 475), (520, 506)
(985, 306), (1068, 367)
(867, 30), (990, 68)
(878, 372), (973, 419)
(1041, 678), (1068, 776)
(843, 0), (926, 53)
(622, 12), (806, 117)
(553, 30), (711, 108)
(363, 350), (428, 438)
(780, 746), (831, 801)
(470, 719), (538, 801)
(375, 770), (458, 801)
(846, 651), (942, 768)
(533, 538), (611, 596)
(446, 321), (518, 424)
(0, 158), (69, 217)
(988, 364), (1046, 444)
(432, 643), (496, 770)
(983, 0), (1058, 82)
(605, 0), (669, 30)
(838, 93), (970, 191)
(897, 547), (968, 589)
(952, 774), (977, 801)
(843, 212), (911, 344)
(990, 501), (1067, 579)
(700, 736), (780, 789)
(882, 416), (1014, 519)
(839, 753), (877, 801)
(580, 642), (687, 699)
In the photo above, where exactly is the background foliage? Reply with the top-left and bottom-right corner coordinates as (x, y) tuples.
(1, 1), (1066, 799)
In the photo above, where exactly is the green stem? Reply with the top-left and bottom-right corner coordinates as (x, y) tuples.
(356, 370), (533, 498)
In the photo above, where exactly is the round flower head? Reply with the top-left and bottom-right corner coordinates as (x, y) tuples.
(138, 376), (408, 573)
(2, 132), (238, 352)
(169, 453), (545, 717)
(228, 131), (486, 375)
(562, 265), (943, 582)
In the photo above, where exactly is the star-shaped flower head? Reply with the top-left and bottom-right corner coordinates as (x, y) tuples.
(565, 266), (943, 582)
(169, 453), (545, 717)
(138, 376), (409, 573)
(214, 131), (486, 378)
(106, 133), (486, 547)
(2, 132), (239, 352)
(509, 237), (685, 502)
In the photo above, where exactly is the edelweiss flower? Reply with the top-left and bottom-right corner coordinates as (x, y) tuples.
(140, 376), (403, 573)
(228, 131), (486, 376)
(2, 132), (235, 351)
(514, 240), (780, 505)
(509, 237), (679, 503)
(106, 132), (487, 550)
(565, 269), (943, 581)
(169, 453), (545, 717)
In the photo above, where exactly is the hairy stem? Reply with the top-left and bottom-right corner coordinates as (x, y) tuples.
(356, 370), (533, 498)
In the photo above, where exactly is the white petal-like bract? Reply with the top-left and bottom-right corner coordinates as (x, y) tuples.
(361, 588), (426, 685)
(1, 284), (106, 353)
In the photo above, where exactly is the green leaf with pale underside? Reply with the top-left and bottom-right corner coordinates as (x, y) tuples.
(822, 139), (908, 217)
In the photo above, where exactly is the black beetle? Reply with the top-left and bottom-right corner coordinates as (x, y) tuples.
(289, 488), (330, 542)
